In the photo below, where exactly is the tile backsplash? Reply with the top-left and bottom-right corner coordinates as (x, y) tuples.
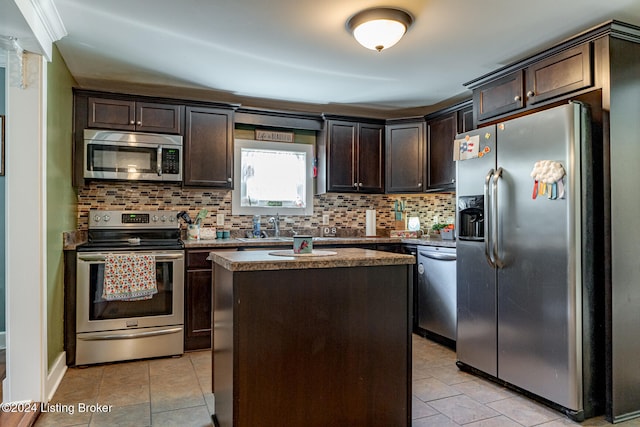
(77, 182), (455, 234)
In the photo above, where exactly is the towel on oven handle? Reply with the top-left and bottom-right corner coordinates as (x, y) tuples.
(102, 254), (157, 301)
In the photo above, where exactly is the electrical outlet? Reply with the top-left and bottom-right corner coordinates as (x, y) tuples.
(322, 214), (330, 225)
(216, 213), (225, 226)
(433, 215), (439, 224)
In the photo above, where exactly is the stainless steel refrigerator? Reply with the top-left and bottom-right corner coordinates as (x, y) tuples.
(455, 103), (604, 420)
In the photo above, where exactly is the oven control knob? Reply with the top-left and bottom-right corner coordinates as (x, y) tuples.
(103, 214), (111, 222)
(152, 215), (159, 222)
(160, 215), (167, 222)
(93, 214), (101, 222)
(169, 216), (176, 222)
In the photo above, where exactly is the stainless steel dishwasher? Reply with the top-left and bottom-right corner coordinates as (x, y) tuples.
(417, 245), (457, 343)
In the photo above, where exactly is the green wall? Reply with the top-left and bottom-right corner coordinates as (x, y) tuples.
(46, 46), (77, 368)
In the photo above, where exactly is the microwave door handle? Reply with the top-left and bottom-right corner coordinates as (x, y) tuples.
(157, 146), (162, 176)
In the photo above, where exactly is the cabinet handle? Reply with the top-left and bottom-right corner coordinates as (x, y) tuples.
(129, 120), (135, 125)
(136, 121), (142, 125)
(227, 177), (232, 183)
(418, 182), (422, 187)
(527, 90), (535, 97)
(514, 95), (521, 102)
(353, 183), (358, 187)
(358, 183), (363, 187)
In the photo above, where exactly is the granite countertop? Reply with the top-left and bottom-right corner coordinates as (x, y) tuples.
(63, 232), (457, 250)
(208, 247), (416, 272)
(184, 235), (456, 249)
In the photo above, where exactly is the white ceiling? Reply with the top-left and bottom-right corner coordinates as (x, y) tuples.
(18, 1), (640, 114)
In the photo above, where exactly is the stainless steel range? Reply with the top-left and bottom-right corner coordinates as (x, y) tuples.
(75, 210), (185, 365)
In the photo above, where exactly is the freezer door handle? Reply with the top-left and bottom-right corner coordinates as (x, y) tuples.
(492, 167), (505, 268)
(484, 168), (496, 267)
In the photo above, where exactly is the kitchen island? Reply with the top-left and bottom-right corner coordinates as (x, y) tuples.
(208, 248), (415, 427)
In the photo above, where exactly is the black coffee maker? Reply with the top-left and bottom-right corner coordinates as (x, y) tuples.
(458, 195), (484, 241)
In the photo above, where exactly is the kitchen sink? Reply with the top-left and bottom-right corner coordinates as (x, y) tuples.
(235, 237), (293, 242)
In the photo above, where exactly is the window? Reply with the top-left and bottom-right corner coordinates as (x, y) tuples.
(232, 139), (314, 215)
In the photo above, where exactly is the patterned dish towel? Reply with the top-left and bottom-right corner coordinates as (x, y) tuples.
(103, 254), (157, 301)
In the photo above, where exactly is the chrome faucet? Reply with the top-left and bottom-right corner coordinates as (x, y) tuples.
(268, 213), (280, 237)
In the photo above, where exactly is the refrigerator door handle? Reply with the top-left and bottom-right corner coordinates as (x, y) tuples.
(492, 167), (505, 268)
(484, 168), (496, 267)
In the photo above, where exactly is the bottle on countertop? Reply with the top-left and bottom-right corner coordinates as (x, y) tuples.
(252, 215), (261, 237)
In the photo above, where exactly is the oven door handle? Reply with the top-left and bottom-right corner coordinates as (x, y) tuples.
(77, 327), (183, 341)
(78, 254), (184, 262)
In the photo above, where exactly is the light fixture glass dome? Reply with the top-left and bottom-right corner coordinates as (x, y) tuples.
(347, 8), (413, 52)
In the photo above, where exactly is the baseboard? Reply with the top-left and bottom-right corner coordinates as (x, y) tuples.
(45, 352), (67, 402)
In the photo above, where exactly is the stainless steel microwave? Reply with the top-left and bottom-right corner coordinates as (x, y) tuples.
(83, 129), (182, 182)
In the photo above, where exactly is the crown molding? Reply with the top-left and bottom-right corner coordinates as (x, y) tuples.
(31, 0), (67, 42)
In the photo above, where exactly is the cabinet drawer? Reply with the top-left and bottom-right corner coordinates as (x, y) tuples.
(187, 250), (213, 269)
(525, 43), (592, 105)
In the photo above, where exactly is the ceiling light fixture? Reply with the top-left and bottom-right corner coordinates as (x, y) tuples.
(346, 7), (413, 52)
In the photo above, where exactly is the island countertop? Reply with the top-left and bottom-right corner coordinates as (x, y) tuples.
(208, 247), (415, 272)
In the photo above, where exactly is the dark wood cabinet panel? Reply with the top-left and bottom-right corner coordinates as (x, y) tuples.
(458, 105), (474, 133)
(135, 102), (183, 134)
(471, 42), (594, 124)
(185, 269), (212, 351)
(385, 121), (425, 193)
(326, 120), (384, 193)
(525, 43), (592, 105)
(87, 97), (182, 134)
(357, 123), (384, 193)
(88, 97), (136, 131)
(327, 121), (357, 192)
(184, 106), (234, 188)
(474, 71), (524, 122)
(427, 113), (457, 191)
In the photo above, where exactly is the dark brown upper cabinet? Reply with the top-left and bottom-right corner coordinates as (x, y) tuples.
(325, 119), (384, 193)
(470, 43), (593, 124)
(88, 97), (183, 134)
(385, 119), (425, 193)
(425, 102), (473, 192)
(184, 106), (234, 188)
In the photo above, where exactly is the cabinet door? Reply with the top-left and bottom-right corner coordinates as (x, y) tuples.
(474, 70), (524, 122)
(458, 105), (474, 133)
(385, 122), (425, 193)
(357, 123), (384, 193)
(185, 269), (212, 351)
(136, 102), (183, 134)
(88, 97), (136, 131)
(525, 43), (592, 105)
(427, 113), (457, 190)
(184, 106), (234, 187)
(327, 121), (357, 192)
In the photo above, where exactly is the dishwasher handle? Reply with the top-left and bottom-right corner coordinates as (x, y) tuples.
(418, 251), (456, 261)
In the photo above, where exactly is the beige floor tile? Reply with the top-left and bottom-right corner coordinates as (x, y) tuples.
(35, 405), (92, 427)
(412, 413), (462, 426)
(487, 395), (563, 426)
(464, 415), (525, 426)
(452, 379), (516, 404)
(89, 403), (150, 427)
(428, 394), (502, 425)
(150, 369), (206, 413)
(149, 355), (194, 378)
(413, 377), (462, 402)
(412, 396), (439, 419)
(151, 405), (213, 427)
(424, 362), (474, 385)
(96, 381), (150, 407)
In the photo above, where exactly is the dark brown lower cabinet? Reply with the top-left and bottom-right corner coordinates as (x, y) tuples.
(212, 264), (411, 427)
(185, 250), (213, 351)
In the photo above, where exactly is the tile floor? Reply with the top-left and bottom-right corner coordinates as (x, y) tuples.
(34, 335), (640, 427)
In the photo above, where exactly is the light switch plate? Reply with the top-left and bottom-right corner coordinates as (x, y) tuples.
(322, 214), (330, 225)
(216, 213), (225, 226)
